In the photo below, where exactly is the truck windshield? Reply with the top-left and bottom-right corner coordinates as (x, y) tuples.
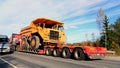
(58, 26), (63, 31)
(0, 38), (8, 43)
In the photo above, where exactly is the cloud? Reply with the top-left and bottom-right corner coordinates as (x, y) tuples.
(0, 0), (62, 23)
(64, 18), (96, 29)
(0, 23), (27, 37)
(0, 0), (119, 43)
(0, 0), (107, 23)
(108, 7), (120, 17)
(59, 0), (105, 20)
(60, 0), (120, 30)
(86, 0), (120, 13)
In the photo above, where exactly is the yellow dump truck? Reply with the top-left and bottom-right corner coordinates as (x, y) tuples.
(20, 18), (65, 50)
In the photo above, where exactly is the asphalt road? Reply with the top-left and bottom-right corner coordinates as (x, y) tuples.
(0, 52), (120, 68)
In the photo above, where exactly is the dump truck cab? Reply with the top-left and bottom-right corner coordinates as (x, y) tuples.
(31, 18), (65, 44)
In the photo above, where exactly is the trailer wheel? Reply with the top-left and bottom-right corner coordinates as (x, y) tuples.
(73, 48), (85, 60)
(53, 49), (60, 57)
(46, 48), (52, 56)
(31, 36), (41, 50)
(62, 48), (71, 58)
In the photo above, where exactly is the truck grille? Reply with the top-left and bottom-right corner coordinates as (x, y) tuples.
(0, 48), (7, 51)
(50, 30), (59, 40)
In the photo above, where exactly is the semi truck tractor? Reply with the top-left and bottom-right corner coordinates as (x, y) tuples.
(9, 33), (22, 51)
(10, 18), (107, 60)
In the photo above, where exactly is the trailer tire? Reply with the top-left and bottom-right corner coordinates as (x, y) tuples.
(31, 36), (40, 50)
(46, 48), (52, 56)
(62, 48), (71, 58)
(53, 49), (60, 57)
(73, 48), (85, 60)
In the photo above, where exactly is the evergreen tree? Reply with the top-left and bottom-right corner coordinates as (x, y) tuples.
(109, 18), (120, 47)
(100, 15), (111, 49)
(109, 17), (120, 55)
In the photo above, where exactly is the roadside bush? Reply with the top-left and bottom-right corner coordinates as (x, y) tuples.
(114, 47), (120, 56)
(110, 44), (120, 56)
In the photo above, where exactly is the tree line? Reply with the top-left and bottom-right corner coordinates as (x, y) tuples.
(67, 14), (120, 55)
(99, 16), (120, 55)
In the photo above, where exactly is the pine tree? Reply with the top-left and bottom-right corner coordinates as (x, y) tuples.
(100, 15), (110, 49)
(109, 17), (120, 55)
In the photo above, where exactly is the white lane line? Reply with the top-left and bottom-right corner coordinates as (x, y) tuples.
(0, 58), (18, 68)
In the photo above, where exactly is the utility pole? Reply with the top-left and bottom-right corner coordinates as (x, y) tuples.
(91, 33), (95, 42)
(91, 33), (95, 46)
(85, 33), (88, 45)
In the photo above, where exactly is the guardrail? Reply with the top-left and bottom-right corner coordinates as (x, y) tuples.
(107, 50), (116, 55)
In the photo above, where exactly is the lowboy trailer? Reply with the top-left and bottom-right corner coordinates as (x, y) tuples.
(10, 18), (107, 60)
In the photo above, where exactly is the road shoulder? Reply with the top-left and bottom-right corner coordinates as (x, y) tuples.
(105, 56), (120, 61)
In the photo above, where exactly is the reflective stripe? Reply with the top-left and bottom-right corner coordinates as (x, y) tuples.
(1, 43), (5, 52)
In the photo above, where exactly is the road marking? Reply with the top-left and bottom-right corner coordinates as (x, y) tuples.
(0, 58), (18, 68)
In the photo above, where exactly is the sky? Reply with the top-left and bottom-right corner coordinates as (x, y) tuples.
(0, 0), (120, 43)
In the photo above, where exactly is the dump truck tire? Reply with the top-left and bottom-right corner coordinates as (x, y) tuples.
(46, 48), (52, 56)
(73, 48), (85, 60)
(30, 36), (41, 50)
(21, 38), (29, 50)
(62, 48), (71, 58)
(53, 49), (60, 57)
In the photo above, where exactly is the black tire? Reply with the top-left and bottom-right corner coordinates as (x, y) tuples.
(62, 48), (71, 58)
(73, 48), (85, 60)
(10, 45), (15, 51)
(53, 49), (60, 57)
(46, 48), (52, 56)
(30, 36), (41, 50)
